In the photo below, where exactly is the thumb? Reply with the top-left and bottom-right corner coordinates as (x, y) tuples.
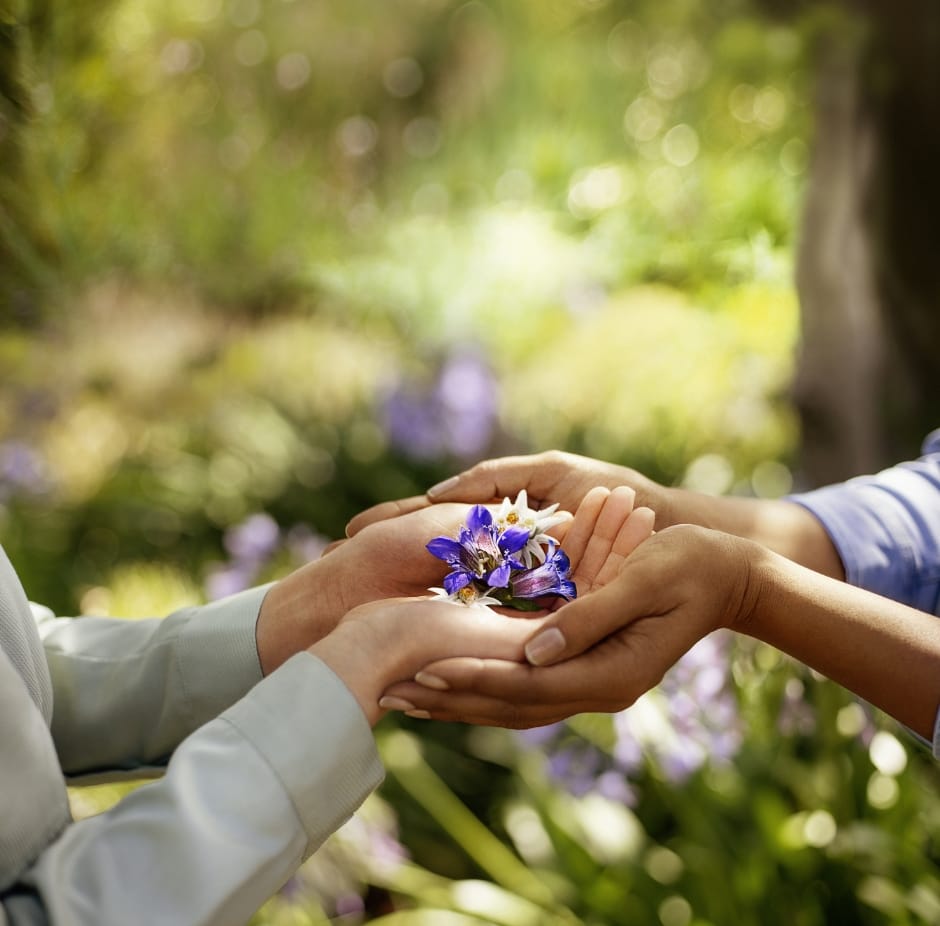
(522, 575), (641, 666)
(427, 455), (536, 503)
(346, 494), (429, 537)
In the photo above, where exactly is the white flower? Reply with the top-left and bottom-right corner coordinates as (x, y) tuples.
(428, 586), (503, 609)
(492, 490), (573, 566)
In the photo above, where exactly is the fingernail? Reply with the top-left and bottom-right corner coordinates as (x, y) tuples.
(414, 671), (449, 691)
(427, 475), (458, 498)
(405, 709), (431, 720)
(525, 628), (566, 666)
(379, 696), (416, 712)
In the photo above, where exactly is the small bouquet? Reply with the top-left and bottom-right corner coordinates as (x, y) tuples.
(426, 491), (577, 610)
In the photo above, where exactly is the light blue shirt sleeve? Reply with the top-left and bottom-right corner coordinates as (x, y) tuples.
(17, 653), (383, 926)
(787, 428), (940, 756)
(38, 586), (269, 777)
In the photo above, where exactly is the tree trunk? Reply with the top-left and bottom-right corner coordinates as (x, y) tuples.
(793, 1), (940, 486)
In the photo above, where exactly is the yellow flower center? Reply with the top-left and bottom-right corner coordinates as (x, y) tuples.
(506, 511), (519, 524)
(458, 586), (476, 603)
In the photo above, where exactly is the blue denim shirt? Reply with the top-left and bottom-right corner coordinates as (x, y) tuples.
(788, 428), (940, 754)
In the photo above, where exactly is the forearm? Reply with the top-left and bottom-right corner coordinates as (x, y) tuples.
(309, 622), (389, 726)
(654, 483), (845, 579)
(311, 598), (541, 726)
(256, 556), (344, 675)
(12, 655), (382, 926)
(740, 546), (940, 741)
(43, 588), (266, 776)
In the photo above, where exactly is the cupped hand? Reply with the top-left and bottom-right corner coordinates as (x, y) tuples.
(436, 450), (668, 526)
(345, 451), (670, 538)
(257, 503), (475, 673)
(310, 597), (549, 726)
(307, 487), (656, 724)
(379, 524), (759, 728)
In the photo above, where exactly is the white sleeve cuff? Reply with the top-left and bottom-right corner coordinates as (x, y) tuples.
(176, 585), (269, 730)
(221, 651), (384, 855)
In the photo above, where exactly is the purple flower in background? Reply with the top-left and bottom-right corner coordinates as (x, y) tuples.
(205, 560), (258, 600)
(285, 524), (330, 564)
(595, 770), (637, 806)
(612, 720), (644, 776)
(0, 440), (52, 500)
(206, 515), (333, 601)
(224, 512), (281, 565)
(547, 746), (601, 798)
(632, 632), (743, 784)
(517, 631), (743, 802)
(381, 388), (444, 461)
(381, 348), (499, 462)
(518, 722), (566, 747)
(436, 351), (500, 459)
(207, 513), (282, 600)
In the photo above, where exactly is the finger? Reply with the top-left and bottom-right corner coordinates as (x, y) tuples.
(426, 453), (563, 508)
(381, 656), (620, 727)
(590, 506), (656, 589)
(321, 538), (346, 557)
(523, 560), (666, 666)
(408, 651), (634, 711)
(380, 682), (592, 728)
(556, 486), (610, 574)
(573, 486), (638, 592)
(346, 495), (430, 537)
(405, 599), (545, 660)
(382, 646), (648, 724)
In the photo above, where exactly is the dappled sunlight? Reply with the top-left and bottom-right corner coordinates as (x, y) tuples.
(79, 561), (202, 618)
(501, 284), (798, 478)
(315, 205), (599, 350)
(5, 0), (934, 923)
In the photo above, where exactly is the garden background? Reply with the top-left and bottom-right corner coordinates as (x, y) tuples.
(2, 0), (940, 923)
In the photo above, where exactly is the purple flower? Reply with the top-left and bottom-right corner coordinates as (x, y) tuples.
(206, 512), (282, 601)
(205, 561), (258, 600)
(224, 513), (281, 565)
(427, 500), (576, 610)
(596, 770), (637, 806)
(380, 348), (499, 462)
(509, 542), (576, 601)
(0, 440), (51, 499)
(285, 524), (330, 564)
(547, 745), (601, 797)
(381, 389), (443, 461)
(427, 504), (529, 593)
(516, 631), (743, 802)
(435, 351), (500, 459)
(517, 722), (567, 747)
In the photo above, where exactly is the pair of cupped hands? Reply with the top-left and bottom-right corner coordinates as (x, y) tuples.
(256, 452), (757, 728)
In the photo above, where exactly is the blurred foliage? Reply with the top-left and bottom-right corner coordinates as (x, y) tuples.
(3, 0), (939, 923)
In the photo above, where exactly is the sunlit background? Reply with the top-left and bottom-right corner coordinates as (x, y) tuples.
(3, 0), (940, 923)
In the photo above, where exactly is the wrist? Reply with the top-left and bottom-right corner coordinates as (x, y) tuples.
(726, 537), (772, 635)
(256, 556), (347, 675)
(644, 478), (678, 530)
(308, 617), (395, 727)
